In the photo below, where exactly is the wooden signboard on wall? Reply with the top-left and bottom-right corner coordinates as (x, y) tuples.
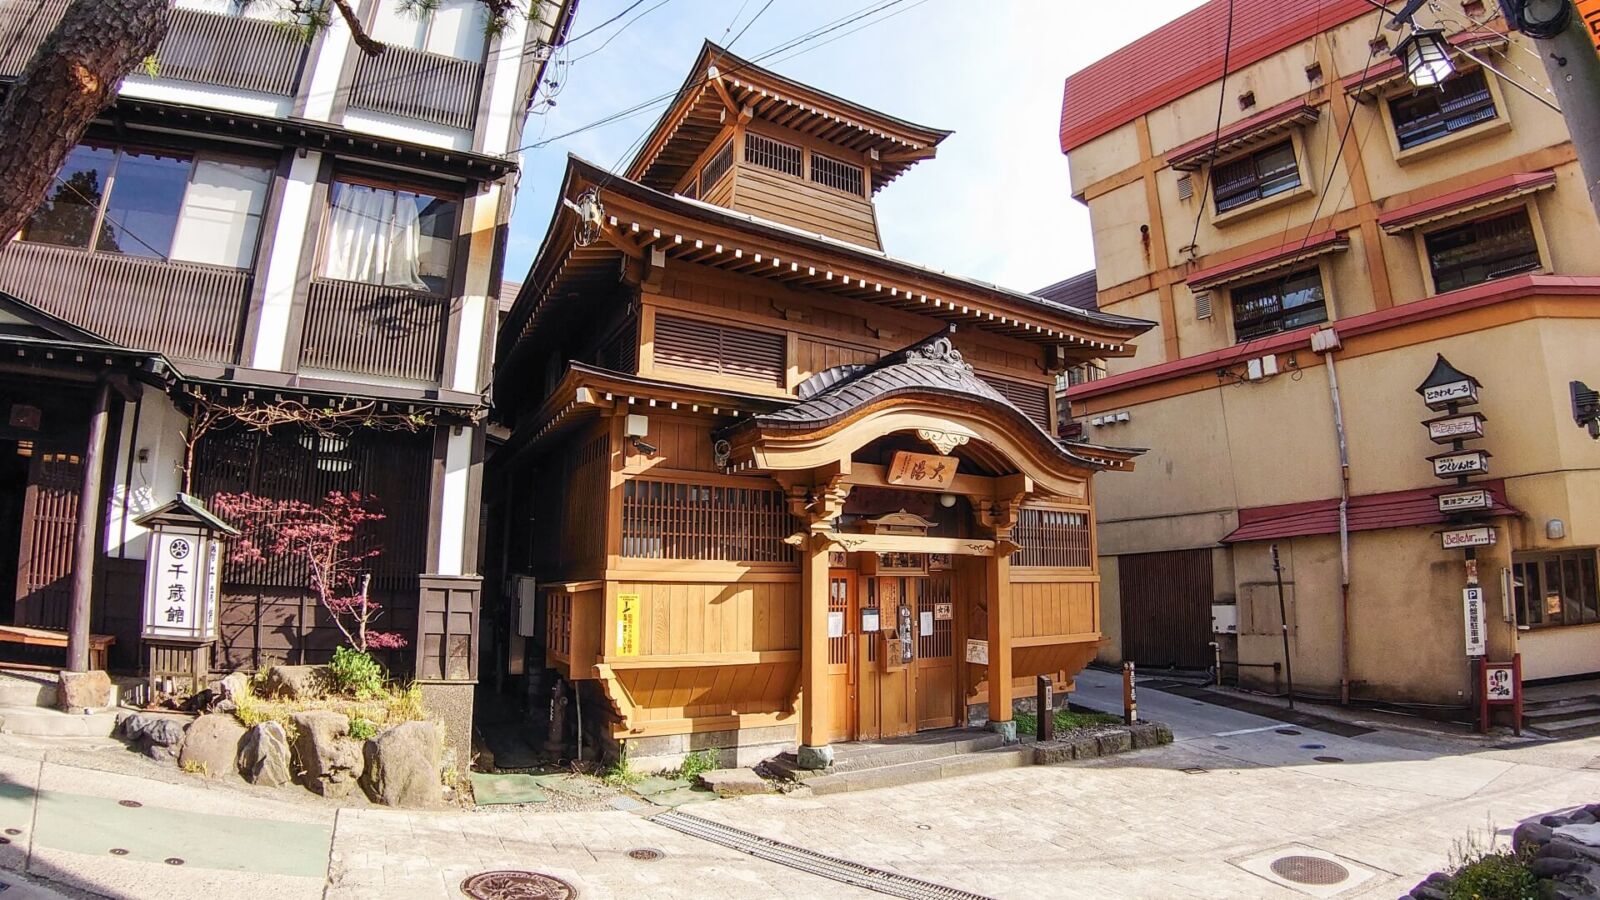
(886, 451), (958, 489)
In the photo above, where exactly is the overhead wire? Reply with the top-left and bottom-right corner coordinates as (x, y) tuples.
(1183, 0), (1238, 257)
(563, 0), (651, 44)
(571, 0), (676, 63)
(726, 0), (778, 50)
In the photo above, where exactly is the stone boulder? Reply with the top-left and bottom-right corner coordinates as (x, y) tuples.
(360, 721), (442, 808)
(239, 721), (292, 787)
(118, 712), (187, 761)
(291, 710), (362, 798)
(57, 670), (112, 711)
(263, 665), (329, 701)
(217, 672), (252, 702)
(178, 713), (246, 778)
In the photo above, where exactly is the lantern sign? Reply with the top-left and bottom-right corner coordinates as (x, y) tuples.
(1416, 355), (1481, 411)
(1441, 525), (1497, 550)
(134, 494), (237, 644)
(1425, 412), (1486, 443)
(1430, 449), (1490, 478)
(1438, 488), (1494, 515)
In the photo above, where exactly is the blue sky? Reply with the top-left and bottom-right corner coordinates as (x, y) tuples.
(505, 0), (1209, 294)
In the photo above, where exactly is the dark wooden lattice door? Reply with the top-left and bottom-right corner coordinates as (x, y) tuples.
(1118, 549), (1214, 669)
(14, 452), (82, 629)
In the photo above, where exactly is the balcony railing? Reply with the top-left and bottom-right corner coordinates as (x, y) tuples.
(299, 279), (451, 383)
(0, 0), (70, 79)
(0, 242), (249, 364)
(347, 44), (483, 131)
(156, 8), (308, 96)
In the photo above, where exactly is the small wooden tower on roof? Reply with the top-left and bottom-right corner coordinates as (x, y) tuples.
(626, 41), (952, 250)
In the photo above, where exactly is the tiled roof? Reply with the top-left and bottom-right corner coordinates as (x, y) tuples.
(1222, 481), (1519, 543)
(1060, 0), (1374, 154)
(1034, 271), (1099, 311)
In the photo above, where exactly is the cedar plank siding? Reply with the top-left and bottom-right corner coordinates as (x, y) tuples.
(731, 166), (881, 249)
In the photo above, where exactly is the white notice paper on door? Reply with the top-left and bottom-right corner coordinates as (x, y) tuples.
(828, 611), (845, 639)
(920, 611), (934, 635)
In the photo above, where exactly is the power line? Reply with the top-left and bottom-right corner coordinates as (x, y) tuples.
(727, 0), (778, 49)
(571, 0), (675, 63)
(564, 0), (651, 44)
(1183, 0), (1238, 257)
(720, 0), (755, 42)
(765, 0), (935, 67)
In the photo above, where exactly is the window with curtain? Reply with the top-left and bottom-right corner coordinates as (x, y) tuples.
(19, 142), (272, 268)
(1230, 268), (1329, 341)
(321, 179), (459, 295)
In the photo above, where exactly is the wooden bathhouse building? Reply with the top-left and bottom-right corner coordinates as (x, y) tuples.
(0, 0), (574, 759)
(490, 43), (1154, 770)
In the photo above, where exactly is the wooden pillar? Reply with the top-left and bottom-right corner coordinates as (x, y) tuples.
(985, 547), (1013, 724)
(798, 534), (830, 751)
(66, 379), (111, 673)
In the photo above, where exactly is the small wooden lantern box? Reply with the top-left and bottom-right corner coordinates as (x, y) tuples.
(134, 493), (237, 698)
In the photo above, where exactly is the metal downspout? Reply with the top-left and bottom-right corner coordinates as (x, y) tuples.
(1324, 348), (1352, 705)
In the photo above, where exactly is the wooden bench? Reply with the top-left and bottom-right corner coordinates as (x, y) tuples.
(0, 626), (115, 671)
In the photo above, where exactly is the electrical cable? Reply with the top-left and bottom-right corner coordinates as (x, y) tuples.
(570, 0), (674, 63)
(726, 0), (778, 49)
(563, 0), (650, 45)
(1183, 0), (1238, 257)
(720, 0), (755, 43)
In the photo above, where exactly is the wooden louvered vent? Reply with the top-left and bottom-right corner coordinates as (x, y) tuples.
(654, 314), (785, 386)
(985, 376), (1053, 430)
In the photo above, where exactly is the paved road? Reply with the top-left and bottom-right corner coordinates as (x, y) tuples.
(0, 679), (1595, 899)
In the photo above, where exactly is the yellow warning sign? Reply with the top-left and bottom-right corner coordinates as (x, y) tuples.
(1582, 0), (1600, 57)
(616, 593), (640, 656)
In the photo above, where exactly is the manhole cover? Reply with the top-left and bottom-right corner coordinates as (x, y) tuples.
(1314, 756), (1344, 763)
(460, 871), (577, 900)
(164, 858), (184, 866)
(118, 800), (142, 808)
(1299, 743), (1326, 750)
(1275, 728), (1302, 736)
(1270, 855), (1350, 885)
(4, 829), (20, 836)
(1213, 744), (1230, 750)
(626, 848), (664, 861)
(1180, 767), (1208, 775)
(109, 849), (128, 856)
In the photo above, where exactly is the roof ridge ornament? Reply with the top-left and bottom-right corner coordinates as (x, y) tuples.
(905, 336), (971, 372)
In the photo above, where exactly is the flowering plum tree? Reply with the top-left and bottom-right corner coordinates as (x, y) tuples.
(211, 490), (406, 653)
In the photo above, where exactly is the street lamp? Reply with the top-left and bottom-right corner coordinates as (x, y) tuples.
(1395, 27), (1455, 87)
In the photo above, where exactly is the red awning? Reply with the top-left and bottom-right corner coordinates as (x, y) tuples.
(1185, 230), (1347, 290)
(1166, 99), (1321, 171)
(1379, 171), (1557, 234)
(1222, 481), (1519, 544)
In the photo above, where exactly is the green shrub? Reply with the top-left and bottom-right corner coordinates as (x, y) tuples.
(348, 716), (378, 741)
(1447, 833), (1536, 900)
(328, 646), (385, 699)
(1014, 708), (1123, 736)
(677, 749), (719, 781)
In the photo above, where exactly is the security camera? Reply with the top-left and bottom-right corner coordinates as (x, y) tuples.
(629, 436), (658, 456)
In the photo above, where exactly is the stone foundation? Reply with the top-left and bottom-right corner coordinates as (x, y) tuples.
(622, 723), (797, 774)
(416, 682), (474, 773)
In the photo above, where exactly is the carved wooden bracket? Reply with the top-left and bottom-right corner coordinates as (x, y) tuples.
(916, 428), (969, 456)
(977, 495), (1026, 540)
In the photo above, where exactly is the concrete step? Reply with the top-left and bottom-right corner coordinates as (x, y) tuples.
(0, 675), (56, 708)
(799, 746), (1033, 796)
(768, 731), (1006, 782)
(0, 705), (119, 737)
(1529, 713), (1600, 740)
(1526, 700), (1600, 725)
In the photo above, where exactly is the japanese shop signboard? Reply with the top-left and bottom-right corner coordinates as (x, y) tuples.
(886, 450), (959, 490)
(142, 527), (220, 643)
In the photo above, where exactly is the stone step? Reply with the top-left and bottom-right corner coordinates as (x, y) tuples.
(0, 675), (56, 708)
(0, 705), (119, 737)
(1525, 700), (1600, 724)
(800, 746), (1033, 796)
(1528, 713), (1600, 740)
(767, 731), (1006, 782)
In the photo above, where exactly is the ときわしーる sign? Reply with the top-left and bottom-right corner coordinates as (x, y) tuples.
(1416, 355), (1482, 411)
(1441, 526), (1497, 550)
(886, 450), (959, 490)
(1438, 488), (1494, 515)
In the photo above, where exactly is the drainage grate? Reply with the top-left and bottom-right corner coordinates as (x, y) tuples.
(652, 810), (993, 900)
(1270, 855), (1349, 885)
(109, 849), (128, 856)
(1314, 756), (1344, 763)
(164, 858), (185, 866)
(460, 871), (576, 900)
(1275, 728), (1302, 736)
(627, 848), (664, 861)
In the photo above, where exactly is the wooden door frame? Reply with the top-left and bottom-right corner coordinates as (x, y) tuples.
(827, 568), (858, 743)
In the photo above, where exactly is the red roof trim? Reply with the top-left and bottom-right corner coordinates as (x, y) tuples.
(1221, 481), (1519, 543)
(1165, 99), (1318, 169)
(1068, 274), (1600, 402)
(1060, 0), (1374, 154)
(1378, 171), (1557, 232)
(1185, 230), (1343, 289)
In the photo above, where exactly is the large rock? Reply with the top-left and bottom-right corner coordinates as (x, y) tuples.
(240, 721), (292, 787)
(263, 665), (329, 701)
(57, 670), (112, 711)
(291, 710), (362, 797)
(178, 713), (246, 778)
(217, 672), (252, 702)
(361, 721), (442, 808)
(118, 712), (187, 762)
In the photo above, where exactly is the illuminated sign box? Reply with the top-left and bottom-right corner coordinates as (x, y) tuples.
(1437, 488), (1494, 515)
(1441, 526), (1497, 550)
(1430, 449), (1490, 478)
(1424, 412), (1486, 443)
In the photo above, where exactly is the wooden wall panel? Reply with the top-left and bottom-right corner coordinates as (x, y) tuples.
(623, 415), (720, 472)
(731, 166), (881, 249)
(794, 338), (879, 385)
(613, 579), (801, 657)
(615, 661), (798, 722)
(1119, 549), (1214, 668)
(1010, 580), (1097, 639)
(416, 574), (480, 681)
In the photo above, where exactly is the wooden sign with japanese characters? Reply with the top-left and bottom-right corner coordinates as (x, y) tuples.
(886, 451), (959, 489)
(142, 526), (220, 642)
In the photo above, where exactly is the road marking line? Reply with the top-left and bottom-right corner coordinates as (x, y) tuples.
(1212, 725), (1283, 737)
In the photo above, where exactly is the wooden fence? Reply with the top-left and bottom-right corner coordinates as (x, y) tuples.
(299, 279), (450, 382)
(158, 8), (308, 96)
(347, 44), (483, 131)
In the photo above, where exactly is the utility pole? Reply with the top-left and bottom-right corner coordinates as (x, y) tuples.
(1529, 3), (1600, 221)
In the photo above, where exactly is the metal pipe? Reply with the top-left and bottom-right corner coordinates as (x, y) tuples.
(1324, 350), (1353, 705)
(1536, 10), (1600, 258)
(1272, 543), (1296, 710)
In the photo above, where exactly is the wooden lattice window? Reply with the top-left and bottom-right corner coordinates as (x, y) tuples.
(828, 576), (851, 665)
(620, 479), (796, 562)
(1230, 267), (1328, 342)
(1013, 507), (1091, 567)
(1424, 208), (1542, 293)
(984, 375), (1052, 430)
(701, 140), (734, 190)
(917, 574), (954, 659)
(1390, 69), (1497, 151)
(743, 132), (802, 177)
(1212, 141), (1301, 214)
(810, 152), (864, 195)
(654, 313), (785, 386)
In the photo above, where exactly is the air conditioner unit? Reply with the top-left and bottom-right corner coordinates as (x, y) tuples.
(515, 575), (539, 637)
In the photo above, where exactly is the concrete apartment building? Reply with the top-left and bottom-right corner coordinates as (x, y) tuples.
(1059, 0), (1600, 710)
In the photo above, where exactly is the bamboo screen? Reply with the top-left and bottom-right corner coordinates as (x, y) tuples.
(1012, 508), (1092, 568)
(620, 479), (795, 563)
